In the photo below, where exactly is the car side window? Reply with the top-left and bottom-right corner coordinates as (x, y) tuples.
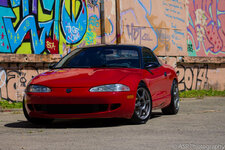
(142, 48), (160, 68)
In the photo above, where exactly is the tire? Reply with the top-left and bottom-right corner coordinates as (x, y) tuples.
(161, 80), (180, 115)
(131, 85), (152, 124)
(23, 99), (53, 125)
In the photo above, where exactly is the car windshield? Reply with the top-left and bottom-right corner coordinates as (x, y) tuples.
(54, 47), (140, 69)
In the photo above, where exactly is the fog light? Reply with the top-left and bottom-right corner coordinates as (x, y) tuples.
(127, 95), (134, 99)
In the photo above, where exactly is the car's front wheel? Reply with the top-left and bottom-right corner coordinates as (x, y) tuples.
(23, 99), (53, 125)
(131, 85), (152, 124)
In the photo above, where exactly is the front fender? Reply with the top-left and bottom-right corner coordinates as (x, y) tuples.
(119, 73), (143, 92)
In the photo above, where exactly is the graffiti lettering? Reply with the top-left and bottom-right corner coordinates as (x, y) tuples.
(0, 0), (91, 54)
(176, 64), (208, 91)
(0, 67), (6, 88)
(89, 15), (100, 31)
(61, 0), (87, 44)
(0, 64), (44, 101)
(126, 23), (152, 45)
(46, 41), (56, 51)
(163, 0), (184, 51)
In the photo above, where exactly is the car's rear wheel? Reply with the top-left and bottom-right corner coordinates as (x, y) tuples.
(131, 85), (152, 124)
(23, 99), (53, 125)
(161, 80), (180, 115)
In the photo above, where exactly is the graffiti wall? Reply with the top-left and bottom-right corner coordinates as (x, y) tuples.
(0, 0), (224, 102)
(104, 0), (116, 44)
(120, 0), (187, 56)
(176, 64), (209, 91)
(176, 63), (225, 91)
(187, 0), (225, 57)
(0, 0), (101, 54)
(160, 57), (225, 91)
(0, 63), (48, 101)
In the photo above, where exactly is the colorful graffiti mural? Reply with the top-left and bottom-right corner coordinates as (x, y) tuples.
(0, 0), (101, 54)
(187, 0), (225, 57)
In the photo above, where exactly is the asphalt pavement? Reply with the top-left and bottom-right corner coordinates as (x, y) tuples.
(0, 97), (225, 150)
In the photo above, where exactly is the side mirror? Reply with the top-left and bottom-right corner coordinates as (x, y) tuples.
(48, 63), (56, 69)
(144, 62), (159, 69)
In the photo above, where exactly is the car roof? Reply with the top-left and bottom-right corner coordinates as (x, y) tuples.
(78, 44), (145, 49)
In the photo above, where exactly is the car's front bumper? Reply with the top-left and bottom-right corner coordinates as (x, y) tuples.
(24, 87), (136, 119)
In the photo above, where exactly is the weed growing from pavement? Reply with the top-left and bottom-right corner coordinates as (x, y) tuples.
(180, 89), (225, 98)
(0, 99), (22, 109)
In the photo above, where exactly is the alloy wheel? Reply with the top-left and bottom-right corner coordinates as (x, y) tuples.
(134, 87), (151, 120)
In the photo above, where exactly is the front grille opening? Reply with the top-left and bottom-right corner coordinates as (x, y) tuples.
(110, 104), (121, 110)
(27, 104), (34, 111)
(34, 104), (108, 114)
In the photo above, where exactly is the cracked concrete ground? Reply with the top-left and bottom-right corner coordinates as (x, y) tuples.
(0, 97), (225, 150)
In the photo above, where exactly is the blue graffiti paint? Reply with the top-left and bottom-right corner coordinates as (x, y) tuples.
(42, 0), (55, 11)
(0, 0), (90, 54)
(106, 18), (114, 36)
(4, 15), (53, 54)
(0, 6), (14, 53)
(137, 0), (158, 50)
(22, 0), (29, 17)
(61, 0), (88, 44)
(163, 0), (185, 51)
(10, 0), (21, 7)
(53, 0), (60, 40)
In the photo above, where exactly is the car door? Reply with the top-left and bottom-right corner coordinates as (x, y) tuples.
(142, 47), (168, 108)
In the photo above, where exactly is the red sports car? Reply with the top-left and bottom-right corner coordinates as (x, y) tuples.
(23, 45), (179, 124)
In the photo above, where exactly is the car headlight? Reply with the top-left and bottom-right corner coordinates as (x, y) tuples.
(89, 84), (130, 92)
(27, 85), (51, 93)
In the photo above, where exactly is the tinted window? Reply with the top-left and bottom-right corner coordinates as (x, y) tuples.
(142, 48), (160, 68)
(54, 47), (140, 69)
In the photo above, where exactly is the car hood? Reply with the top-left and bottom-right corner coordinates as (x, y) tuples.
(31, 68), (141, 88)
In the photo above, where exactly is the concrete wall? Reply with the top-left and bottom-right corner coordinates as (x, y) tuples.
(0, 0), (224, 102)
(0, 63), (48, 101)
(120, 0), (187, 56)
(177, 63), (225, 91)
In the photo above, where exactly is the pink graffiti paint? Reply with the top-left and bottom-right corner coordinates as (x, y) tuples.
(1, 32), (5, 39)
(187, 0), (225, 56)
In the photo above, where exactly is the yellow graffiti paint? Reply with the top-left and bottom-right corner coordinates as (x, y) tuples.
(13, 7), (20, 27)
(16, 43), (32, 54)
(65, 0), (71, 16)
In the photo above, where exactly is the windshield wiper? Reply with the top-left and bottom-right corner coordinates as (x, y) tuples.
(53, 66), (92, 69)
(55, 65), (129, 69)
(91, 64), (129, 68)
(108, 65), (129, 68)
(90, 65), (107, 68)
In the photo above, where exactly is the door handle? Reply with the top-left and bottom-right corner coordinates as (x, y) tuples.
(164, 72), (167, 77)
